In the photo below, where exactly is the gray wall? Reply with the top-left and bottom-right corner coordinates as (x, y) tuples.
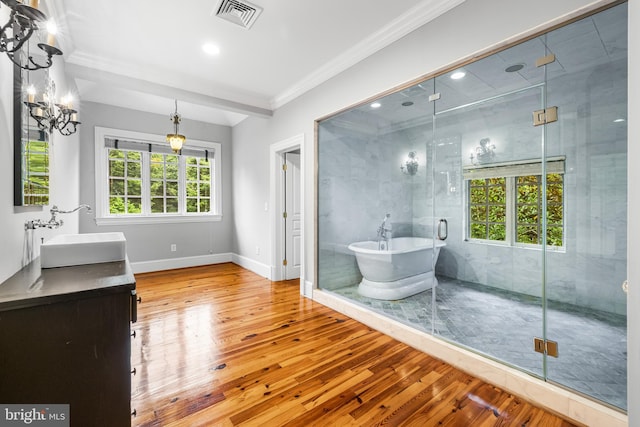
(78, 102), (234, 264)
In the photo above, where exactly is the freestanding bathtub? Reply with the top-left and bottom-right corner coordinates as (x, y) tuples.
(348, 237), (446, 300)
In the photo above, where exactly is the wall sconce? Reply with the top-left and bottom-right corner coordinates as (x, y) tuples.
(400, 151), (419, 175)
(25, 76), (80, 136)
(470, 138), (495, 164)
(166, 100), (186, 153)
(0, 0), (63, 70)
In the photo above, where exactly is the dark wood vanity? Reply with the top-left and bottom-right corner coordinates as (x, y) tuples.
(0, 258), (136, 426)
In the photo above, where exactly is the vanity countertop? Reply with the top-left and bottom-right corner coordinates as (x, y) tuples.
(0, 257), (136, 312)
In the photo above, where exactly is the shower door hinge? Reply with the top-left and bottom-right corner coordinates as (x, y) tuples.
(533, 106), (558, 126)
(429, 93), (441, 102)
(534, 337), (559, 358)
(536, 53), (556, 67)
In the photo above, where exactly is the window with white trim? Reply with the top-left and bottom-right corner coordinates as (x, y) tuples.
(464, 157), (565, 247)
(95, 127), (221, 225)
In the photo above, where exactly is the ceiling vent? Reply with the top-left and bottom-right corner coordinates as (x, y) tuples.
(213, 0), (263, 29)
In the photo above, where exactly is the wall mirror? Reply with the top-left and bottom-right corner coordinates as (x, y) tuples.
(13, 60), (50, 206)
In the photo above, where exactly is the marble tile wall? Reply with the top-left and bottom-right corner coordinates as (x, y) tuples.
(318, 100), (627, 314)
(318, 27), (627, 316)
(318, 120), (420, 290)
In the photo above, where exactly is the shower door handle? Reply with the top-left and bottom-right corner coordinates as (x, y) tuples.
(437, 218), (448, 240)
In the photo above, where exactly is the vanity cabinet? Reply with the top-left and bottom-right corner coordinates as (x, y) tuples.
(0, 259), (136, 427)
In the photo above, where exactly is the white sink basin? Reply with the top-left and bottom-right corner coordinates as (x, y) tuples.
(40, 232), (127, 268)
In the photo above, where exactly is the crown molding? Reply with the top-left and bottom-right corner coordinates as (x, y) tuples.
(66, 62), (272, 118)
(270, 0), (466, 110)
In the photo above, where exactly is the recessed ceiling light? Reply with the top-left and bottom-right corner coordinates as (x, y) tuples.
(402, 101), (414, 107)
(202, 43), (220, 55)
(371, 102), (381, 109)
(614, 118), (626, 123)
(451, 70), (466, 80)
(505, 63), (525, 73)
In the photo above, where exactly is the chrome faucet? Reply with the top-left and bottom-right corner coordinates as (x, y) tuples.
(377, 213), (392, 250)
(25, 204), (93, 230)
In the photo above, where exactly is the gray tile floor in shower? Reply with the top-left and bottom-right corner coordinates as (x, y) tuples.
(331, 276), (627, 411)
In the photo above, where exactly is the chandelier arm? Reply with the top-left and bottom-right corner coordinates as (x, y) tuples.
(26, 104), (48, 131)
(1, 9), (37, 54)
(1, 4), (59, 70)
(26, 52), (52, 70)
(7, 48), (54, 70)
(54, 109), (72, 132)
(58, 123), (75, 136)
(0, 17), (16, 52)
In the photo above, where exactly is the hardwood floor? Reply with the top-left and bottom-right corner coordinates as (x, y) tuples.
(131, 263), (579, 426)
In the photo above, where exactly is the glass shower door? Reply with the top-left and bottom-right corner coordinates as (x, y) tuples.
(543, 3), (628, 410)
(430, 37), (547, 377)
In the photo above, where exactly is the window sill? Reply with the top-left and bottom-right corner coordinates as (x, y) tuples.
(465, 238), (566, 253)
(95, 214), (222, 226)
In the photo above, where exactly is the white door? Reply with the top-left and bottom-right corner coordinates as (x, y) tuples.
(284, 152), (301, 280)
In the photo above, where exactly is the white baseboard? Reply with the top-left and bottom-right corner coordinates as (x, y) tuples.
(130, 252), (274, 279)
(231, 254), (272, 279)
(304, 279), (314, 297)
(131, 253), (233, 274)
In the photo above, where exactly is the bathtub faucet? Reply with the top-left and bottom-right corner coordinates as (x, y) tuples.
(377, 213), (392, 250)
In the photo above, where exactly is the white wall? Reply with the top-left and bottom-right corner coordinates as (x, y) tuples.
(0, 5), (80, 283)
(78, 102), (234, 267)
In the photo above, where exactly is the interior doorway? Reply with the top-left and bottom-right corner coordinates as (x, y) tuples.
(270, 134), (305, 294)
(283, 151), (301, 280)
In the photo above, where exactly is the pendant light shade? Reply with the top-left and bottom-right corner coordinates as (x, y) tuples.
(166, 100), (185, 153)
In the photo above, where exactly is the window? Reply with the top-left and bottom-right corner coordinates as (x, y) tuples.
(185, 157), (212, 213)
(95, 127), (222, 225)
(21, 130), (49, 206)
(464, 158), (564, 248)
(469, 177), (506, 241)
(149, 153), (179, 214)
(108, 149), (142, 214)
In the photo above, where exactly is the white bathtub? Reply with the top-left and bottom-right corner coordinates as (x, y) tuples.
(348, 237), (446, 300)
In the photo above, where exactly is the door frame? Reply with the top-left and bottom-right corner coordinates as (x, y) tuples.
(269, 134), (305, 294)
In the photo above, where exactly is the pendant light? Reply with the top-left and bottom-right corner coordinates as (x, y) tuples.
(166, 100), (185, 153)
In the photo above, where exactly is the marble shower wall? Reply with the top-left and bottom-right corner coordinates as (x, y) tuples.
(317, 116), (421, 290)
(318, 5), (627, 315)
(428, 59), (627, 315)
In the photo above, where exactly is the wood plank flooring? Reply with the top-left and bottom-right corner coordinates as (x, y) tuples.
(131, 263), (579, 426)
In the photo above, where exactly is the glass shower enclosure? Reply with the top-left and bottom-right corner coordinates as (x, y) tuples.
(317, 2), (627, 411)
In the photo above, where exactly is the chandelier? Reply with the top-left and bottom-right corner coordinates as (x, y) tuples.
(0, 0), (63, 70)
(25, 76), (80, 136)
(166, 100), (185, 153)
